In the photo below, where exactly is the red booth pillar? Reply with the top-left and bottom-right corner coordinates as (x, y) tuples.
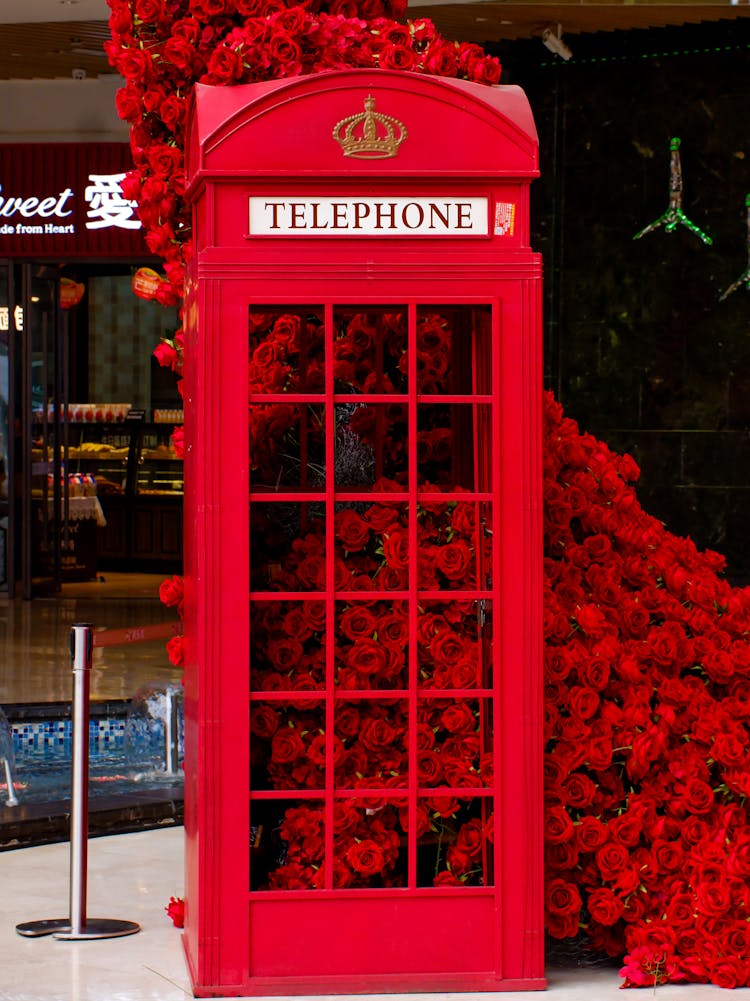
(183, 69), (544, 996)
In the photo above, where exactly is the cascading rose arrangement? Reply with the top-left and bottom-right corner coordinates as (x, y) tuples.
(105, 0), (501, 307)
(110, 0), (750, 988)
(543, 396), (750, 989)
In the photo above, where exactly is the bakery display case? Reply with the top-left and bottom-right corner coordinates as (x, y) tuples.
(63, 418), (184, 570)
(132, 426), (183, 567)
(136, 427), (184, 496)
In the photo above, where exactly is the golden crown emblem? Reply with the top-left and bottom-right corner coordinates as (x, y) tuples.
(332, 95), (408, 160)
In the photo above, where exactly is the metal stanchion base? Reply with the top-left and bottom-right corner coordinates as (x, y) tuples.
(16, 919), (71, 938)
(16, 918), (141, 939)
(55, 919), (142, 940)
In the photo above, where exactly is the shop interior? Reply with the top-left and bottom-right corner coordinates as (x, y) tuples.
(0, 260), (182, 601)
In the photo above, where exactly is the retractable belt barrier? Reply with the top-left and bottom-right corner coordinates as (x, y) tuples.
(14, 618), (180, 941)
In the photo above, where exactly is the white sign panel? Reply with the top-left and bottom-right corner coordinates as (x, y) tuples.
(249, 196), (489, 236)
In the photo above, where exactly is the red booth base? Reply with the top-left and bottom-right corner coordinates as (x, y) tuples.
(183, 893), (546, 996)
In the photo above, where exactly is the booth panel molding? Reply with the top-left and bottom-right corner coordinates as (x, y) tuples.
(187, 72), (538, 180)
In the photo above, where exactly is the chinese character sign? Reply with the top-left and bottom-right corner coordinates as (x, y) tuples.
(84, 173), (140, 230)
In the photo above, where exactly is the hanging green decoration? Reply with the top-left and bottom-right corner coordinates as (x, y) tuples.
(634, 137), (713, 245)
(719, 194), (750, 301)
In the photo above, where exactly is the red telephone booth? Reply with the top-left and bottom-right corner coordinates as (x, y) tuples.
(183, 69), (544, 996)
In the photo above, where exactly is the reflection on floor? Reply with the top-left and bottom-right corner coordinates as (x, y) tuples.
(0, 827), (744, 1001)
(0, 573), (181, 704)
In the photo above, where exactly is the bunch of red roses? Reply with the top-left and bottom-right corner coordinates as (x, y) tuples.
(247, 308), (493, 889)
(113, 0), (750, 987)
(543, 393), (750, 989)
(106, 0), (501, 306)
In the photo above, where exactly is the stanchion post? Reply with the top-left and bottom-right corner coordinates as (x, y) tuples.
(165, 686), (180, 776)
(16, 624), (141, 941)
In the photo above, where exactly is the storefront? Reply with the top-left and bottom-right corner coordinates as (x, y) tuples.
(0, 142), (183, 598)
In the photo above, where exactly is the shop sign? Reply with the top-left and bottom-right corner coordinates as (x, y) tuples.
(0, 305), (23, 332)
(0, 144), (147, 258)
(60, 278), (86, 310)
(0, 174), (139, 237)
(249, 196), (489, 236)
(132, 267), (162, 300)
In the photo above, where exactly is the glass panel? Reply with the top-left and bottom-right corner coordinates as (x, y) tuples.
(333, 698), (408, 789)
(250, 799), (325, 890)
(335, 599), (408, 690)
(417, 403), (492, 490)
(249, 403), (325, 492)
(333, 307), (407, 394)
(334, 501), (408, 592)
(250, 599), (326, 692)
(250, 501), (326, 592)
(418, 600), (493, 690)
(334, 403), (408, 488)
(417, 501), (493, 591)
(248, 307), (324, 395)
(417, 697), (491, 786)
(417, 797), (494, 887)
(331, 798), (408, 888)
(415, 305), (492, 395)
(250, 701), (325, 792)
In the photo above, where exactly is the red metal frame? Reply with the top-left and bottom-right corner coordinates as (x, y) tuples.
(184, 69), (544, 996)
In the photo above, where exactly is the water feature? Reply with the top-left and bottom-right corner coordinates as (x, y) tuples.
(0, 706), (19, 806)
(4, 685), (184, 806)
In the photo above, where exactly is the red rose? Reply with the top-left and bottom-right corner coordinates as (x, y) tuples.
(430, 628), (469, 670)
(166, 634), (185, 667)
(379, 41), (418, 70)
(379, 610), (408, 648)
(545, 878), (582, 918)
(266, 637), (303, 672)
(456, 818), (484, 856)
(433, 870), (463, 887)
(440, 701), (476, 734)
(303, 602), (326, 632)
(682, 778), (715, 815)
(270, 729), (306, 764)
(347, 638), (388, 678)
(159, 574), (184, 610)
(423, 40), (458, 77)
(115, 85), (142, 123)
(709, 958), (749, 991)
(425, 795), (459, 818)
(574, 816), (608, 853)
(165, 896), (185, 928)
(595, 842), (630, 882)
(347, 839), (385, 876)
(567, 685), (600, 720)
(115, 47), (153, 82)
(587, 888), (623, 926)
(205, 45), (244, 84)
(339, 606), (377, 641)
(445, 845), (472, 877)
(359, 717), (397, 752)
(383, 529), (409, 570)
(545, 805), (574, 845)
(163, 35), (197, 72)
(250, 704), (279, 740)
(335, 509), (371, 552)
(434, 540), (473, 583)
(366, 503), (400, 533)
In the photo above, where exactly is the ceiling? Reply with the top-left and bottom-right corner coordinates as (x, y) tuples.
(0, 1), (747, 79)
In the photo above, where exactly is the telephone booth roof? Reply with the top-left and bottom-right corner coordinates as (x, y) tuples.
(185, 69), (539, 190)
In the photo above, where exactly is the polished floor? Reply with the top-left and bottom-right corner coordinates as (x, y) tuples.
(0, 573), (182, 705)
(2, 578), (749, 998)
(2, 829), (750, 1001)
